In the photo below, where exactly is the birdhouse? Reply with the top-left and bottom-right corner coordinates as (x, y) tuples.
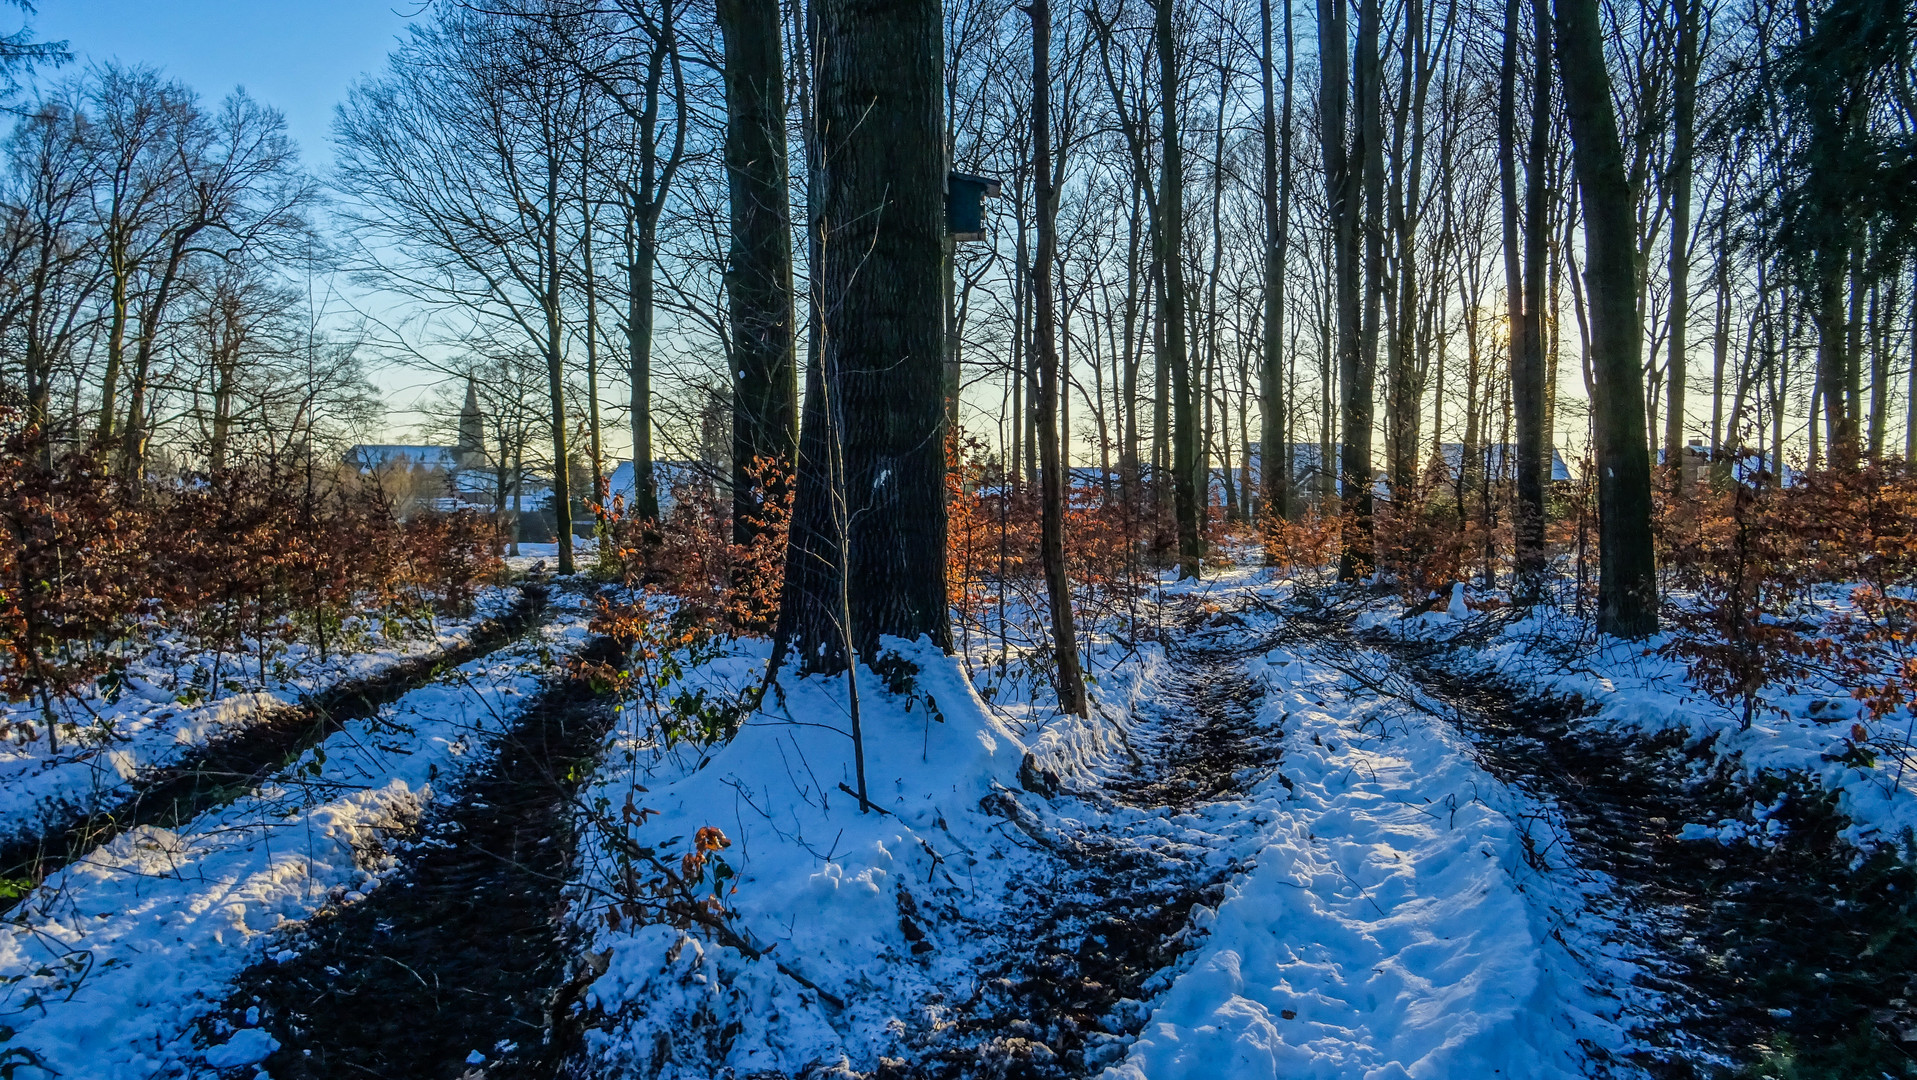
(947, 172), (1000, 242)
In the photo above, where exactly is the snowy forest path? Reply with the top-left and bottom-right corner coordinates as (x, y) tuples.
(0, 582), (549, 915)
(923, 592), (1285, 1079)
(205, 630), (625, 1080)
(1369, 625), (1917, 1078)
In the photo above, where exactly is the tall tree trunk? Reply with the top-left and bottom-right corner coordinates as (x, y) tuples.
(1556, 0), (1658, 636)
(1504, 0), (1550, 589)
(96, 238), (131, 447)
(1907, 265), (1916, 465)
(1867, 274), (1890, 462)
(1664, 0), (1699, 485)
(722, 0), (798, 544)
(1259, 0), (1293, 533)
(1385, 0), (1433, 496)
(771, 0), (846, 678)
(1012, 201), (1027, 486)
(1207, 59), (1232, 522)
(1121, 183), (1143, 501)
(544, 153), (575, 576)
(1709, 215), (1730, 456)
(1031, 0), (1086, 715)
(581, 125), (606, 513)
(813, 0), (949, 661)
(122, 230), (198, 475)
(1345, 0), (1383, 579)
(1155, 0), (1202, 578)
(1320, 0), (1359, 570)
(627, 216), (659, 521)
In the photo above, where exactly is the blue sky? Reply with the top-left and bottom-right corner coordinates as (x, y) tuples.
(16, 3), (453, 437)
(21, 1), (422, 169)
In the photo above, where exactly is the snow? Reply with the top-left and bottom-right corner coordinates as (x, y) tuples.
(200, 1029), (278, 1068)
(0, 585), (525, 853)
(571, 632), (1041, 1076)
(1097, 577), (1613, 1080)
(0, 589), (596, 1080)
(569, 568), (1629, 1077)
(1373, 598), (1917, 854)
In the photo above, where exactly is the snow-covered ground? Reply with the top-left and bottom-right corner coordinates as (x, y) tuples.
(1364, 592), (1917, 853)
(565, 568), (1638, 1078)
(0, 585), (526, 854)
(568, 632), (1045, 1076)
(0, 589), (596, 1080)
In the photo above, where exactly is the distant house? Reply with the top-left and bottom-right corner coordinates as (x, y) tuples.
(1236, 443), (1388, 516)
(602, 459), (725, 517)
(346, 378), (554, 533)
(1656, 442), (1801, 488)
(1428, 443), (1575, 487)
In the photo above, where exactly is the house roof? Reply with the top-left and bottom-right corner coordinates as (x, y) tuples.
(1433, 443), (1575, 483)
(346, 444), (461, 471)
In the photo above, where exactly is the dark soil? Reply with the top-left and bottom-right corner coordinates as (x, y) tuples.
(1379, 634), (1917, 1080)
(898, 603), (1281, 1080)
(208, 635), (622, 1080)
(0, 585), (547, 913)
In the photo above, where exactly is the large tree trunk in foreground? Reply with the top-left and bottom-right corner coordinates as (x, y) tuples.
(810, 0), (950, 662)
(722, 0), (798, 544)
(1556, 0), (1658, 637)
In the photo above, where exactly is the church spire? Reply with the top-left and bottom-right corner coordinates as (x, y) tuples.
(458, 376), (484, 459)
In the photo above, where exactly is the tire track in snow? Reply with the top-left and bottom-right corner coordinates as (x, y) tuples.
(1380, 630), (1917, 1078)
(0, 589), (595, 1080)
(903, 600), (1283, 1079)
(208, 632), (625, 1080)
(0, 583), (548, 911)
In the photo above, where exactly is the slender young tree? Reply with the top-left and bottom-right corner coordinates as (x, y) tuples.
(1029, 0), (1087, 717)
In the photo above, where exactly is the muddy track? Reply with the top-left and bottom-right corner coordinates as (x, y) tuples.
(0, 585), (550, 912)
(1374, 632), (1917, 1080)
(907, 605), (1280, 1080)
(210, 634), (622, 1080)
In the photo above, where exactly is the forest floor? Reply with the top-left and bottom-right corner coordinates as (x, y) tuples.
(6, 560), (1917, 1079)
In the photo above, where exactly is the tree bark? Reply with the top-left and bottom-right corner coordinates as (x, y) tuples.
(1345, 0), (1383, 579)
(813, 0), (950, 661)
(721, 0), (798, 544)
(1154, 0), (1202, 579)
(1259, 0), (1293, 534)
(544, 147), (575, 575)
(1556, 0), (1659, 636)
(1319, 0), (1361, 574)
(1029, 0), (1086, 716)
(1503, 0), (1550, 590)
(1663, 0), (1699, 485)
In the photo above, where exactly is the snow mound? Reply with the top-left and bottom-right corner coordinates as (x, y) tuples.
(574, 635), (1045, 1076)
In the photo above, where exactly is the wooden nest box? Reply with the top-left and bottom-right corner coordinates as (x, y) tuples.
(947, 172), (1001, 242)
